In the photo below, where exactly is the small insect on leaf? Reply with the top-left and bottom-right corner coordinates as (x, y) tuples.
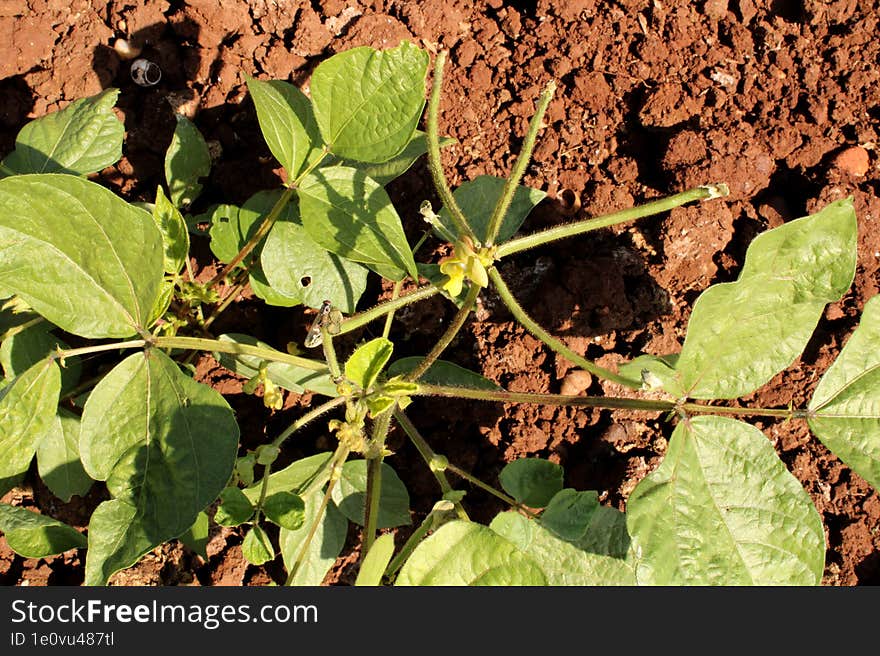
(304, 300), (333, 348)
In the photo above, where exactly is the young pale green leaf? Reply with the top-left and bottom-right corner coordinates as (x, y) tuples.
(299, 167), (418, 281)
(37, 410), (93, 502)
(152, 186), (190, 274)
(164, 114), (211, 209)
(179, 511), (210, 560)
(80, 349), (239, 584)
(331, 459), (411, 528)
(626, 415), (825, 585)
(344, 337), (393, 391)
(243, 452), (333, 505)
(0, 174), (165, 338)
(242, 525), (275, 566)
(616, 354), (683, 396)
(280, 489), (348, 586)
(246, 77), (323, 181)
(538, 489), (601, 542)
(0, 357), (60, 478)
(214, 487), (255, 527)
(395, 520), (547, 585)
(263, 491), (306, 531)
(355, 532), (396, 586)
(436, 176), (547, 244)
(490, 511), (635, 585)
(0, 503), (87, 558)
(809, 294), (880, 492)
(215, 333), (337, 397)
(386, 357), (501, 390)
(1, 323), (80, 393)
(343, 131), (455, 185)
(498, 458), (564, 508)
(672, 198), (857, 399)
(310, 42), (429, 163)
(261, 215), (369, 313)
(1, 89), (123, 176)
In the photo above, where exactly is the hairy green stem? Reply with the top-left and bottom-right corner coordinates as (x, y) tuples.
(488, 267), (639, 388)
(443, 461), (539, 518)
(496, 184), (730, 258)
(363, 410), (393, 556)
(320, 330), (342, 381)
(484, 80), (556, 247)
(153, 335), (327, 372)
(382, 280), (405, 339)
(272, 395), (347, 448)
(337, 285), (439, 336)
(426, 50), (475, 243)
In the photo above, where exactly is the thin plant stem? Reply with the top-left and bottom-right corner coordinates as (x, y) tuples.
(444, 461), (539, 519)
(496, 184), (730, 258)
(1, 315), (45, 342)
(336, 285), (440, 336)
(271, 395), (347, 448)
(202, 271), (249, 330)
(484, 79), (556, 247)
(426, 50), (475, 243)
(153, 335), (327, 372)
(488, 267), (639, 389)
(183, 254), (204, 324)
(56, 339), (148, 360)
(320, 330), (342, 381)
(384, 512), (437, 581)
(363, 410), (392, 556)
(382, 280), (404, 339)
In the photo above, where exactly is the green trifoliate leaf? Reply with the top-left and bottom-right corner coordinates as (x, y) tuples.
(280, 489), (347, 585)
(386, 357), (500, 390)
(263, 492), (306, 531)
(344, 337), (393, 391)
(214, 487), (255, 527)
(243, 452), (333, 505)
(0, 174), (165, 338)
(299, 167), (418, 281)
(343, 131), (455, 185)
(1, 323), (80, 393)
(80, 349), (239, 585)
(539, 489), (601, 542)
(809, 294), (880, 492)
(0, 357), (60, 478)
(164, 114), (211, 209)
(36, 410), (93, 502)
(672, 198), (857, 399)
(498, 458), (564, 508)
(491, 511), (635, 585)
(179, 511), (210, 559)
(311, 42), (429, 163)
(355, 531), (396, 586)
(242, 525), (275, 566)
(396, 520), (547, 585)
(0, 503), (87, 558)
(1, 89), (123, 175)
(331, 459), (411, 528)
(436, 175), (547, 244)
(152, 186), (190, 274)
(246, 77), (323, 181)
(261, 207), (369, 313)
(626, 415), (825, 585)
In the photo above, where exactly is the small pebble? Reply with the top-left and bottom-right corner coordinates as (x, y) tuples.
(560, 370), (593, 396)
(832, 146), (870, 177)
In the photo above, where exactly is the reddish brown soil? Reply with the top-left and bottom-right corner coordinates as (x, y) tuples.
(2, 0), (879, 586)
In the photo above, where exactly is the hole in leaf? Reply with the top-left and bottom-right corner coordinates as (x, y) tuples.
(300, 276), (311, 288)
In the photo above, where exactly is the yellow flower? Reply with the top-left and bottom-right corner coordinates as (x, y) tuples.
(439, 237), (494, 296)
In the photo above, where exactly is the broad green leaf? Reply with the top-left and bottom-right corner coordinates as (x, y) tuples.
(355, 532), (396, 586)
(262, 212), (369, 313)
(280, 489), (347, 586)
(0, 174), (165, 338)
(37, 410), (93, 502)
(0, 357), (60, 478)
(146, 280), (175, 327)
(164, 114), (211, 209)
(1, 89), (123, 175)
(539, 489), (601, 542)
(248, 266), (301, 307)
(809, 294), (880, 491)
(214, 487), (255, 527)
(344, 337), (393, 390)
(243, 452), (333, 505)
(395, 520), (546, 585)
(215, 333), (337, 396)
(344, 131), (455, 185)
(179, 511), (210, 559)
(246, 77), (323, 181)
(437, 176), (547, 244)
(207, 203), (255, 264)
(626, 416), (825, 585)
(263, 491), (306, 531)
(80, 349), (239, 584)
(242, 525), (275, 566)
(299, 167), (418, 281)
(386, 357), (500, 390)
(491, 511), (635, 585)
(1, 323), (80, 393)
(498, 458), (564, 507)
(152, 186), (190, 274)
(85, 499), (152, 585)
(0, 503), (86, 558)
(331, 459), (411, 528)
(311, 42), (429, 163)
(672, 198), (857, 399)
